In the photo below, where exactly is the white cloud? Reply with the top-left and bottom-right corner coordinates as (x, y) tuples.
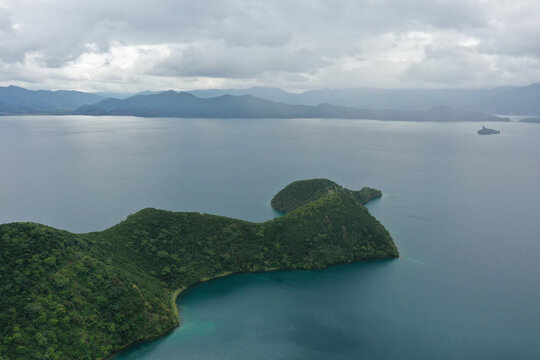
(0, 0), (539, 91)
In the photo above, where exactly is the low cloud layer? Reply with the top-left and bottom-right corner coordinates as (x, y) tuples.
(1, 0), (539, 92)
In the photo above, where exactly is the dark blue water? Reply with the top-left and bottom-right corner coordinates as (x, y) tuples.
(1, 116), (538, 359)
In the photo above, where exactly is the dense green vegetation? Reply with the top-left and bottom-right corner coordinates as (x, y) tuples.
(0, 180), (398, 360)
(271, 179), (382, 213)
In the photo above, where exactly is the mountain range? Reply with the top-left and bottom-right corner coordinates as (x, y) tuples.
(3, 83), (539, 120)
(73, 91), (508, 122)
(189, 84), (540, 115)
(0, 85), (103, 114)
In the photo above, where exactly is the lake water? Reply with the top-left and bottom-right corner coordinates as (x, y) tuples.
(1, 116), (538, 359)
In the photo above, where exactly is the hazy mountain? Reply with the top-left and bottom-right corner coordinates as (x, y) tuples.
(92, 91), (133, 99)
(75, 91), (328, 118)
(520, 117), (540, 123)
(74, 91), (509, 122)
(189, 84), (540, 115)
(0, 85), (104, 114)
(190, 86), (297, 103)
(2, 84), (538, 117)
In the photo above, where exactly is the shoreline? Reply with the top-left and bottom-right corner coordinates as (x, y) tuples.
(105, 270), (260, 359)
(0, 113), (513, 123)
(104, 259), (396, 359)
(105, 269), (271, 359)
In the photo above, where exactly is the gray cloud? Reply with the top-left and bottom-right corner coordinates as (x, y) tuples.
(404, 45), (493, 85)
(0, 7), (14, 33)
(150, 41), (329, 78)
(0, 0), (539, 91)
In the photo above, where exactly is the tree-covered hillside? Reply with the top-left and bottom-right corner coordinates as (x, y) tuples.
(0, 180), (398, 360)
(270, 179), (382, 213)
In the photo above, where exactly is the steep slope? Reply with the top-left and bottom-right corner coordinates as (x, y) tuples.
(0, 180), (398, 360)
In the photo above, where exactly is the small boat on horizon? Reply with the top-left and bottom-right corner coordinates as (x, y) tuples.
(477, 126), (500, 135)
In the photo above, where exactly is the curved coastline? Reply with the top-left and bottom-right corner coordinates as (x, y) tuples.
(109, 259), (393, 359)
(107, 270), (261, 359)
(0, 179), (398, 360)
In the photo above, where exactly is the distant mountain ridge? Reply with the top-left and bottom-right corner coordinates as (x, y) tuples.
(0, 85), (104, 114)
(73, 90), (509, 122)
(0, 84), (529, 120)
(520, 117), (540, 123)
(188, 84), (540, 115)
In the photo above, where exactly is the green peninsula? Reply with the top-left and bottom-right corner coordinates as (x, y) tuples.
(0, 180), (398, 360)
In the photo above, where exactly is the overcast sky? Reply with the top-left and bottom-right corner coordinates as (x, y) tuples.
(1, 0), (539, 92)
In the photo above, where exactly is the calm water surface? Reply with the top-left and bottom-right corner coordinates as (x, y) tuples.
(0, 116), (538, 359)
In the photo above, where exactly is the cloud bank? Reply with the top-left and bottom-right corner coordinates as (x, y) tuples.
(1, 0), (539, 92)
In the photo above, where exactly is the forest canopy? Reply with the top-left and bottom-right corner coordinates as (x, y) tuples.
(0, 179), (398, 360)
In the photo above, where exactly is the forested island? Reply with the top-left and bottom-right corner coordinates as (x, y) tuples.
(0, 179), (398, 360)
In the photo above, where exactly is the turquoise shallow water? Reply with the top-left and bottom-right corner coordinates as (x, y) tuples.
(0, 116), (538, 359)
